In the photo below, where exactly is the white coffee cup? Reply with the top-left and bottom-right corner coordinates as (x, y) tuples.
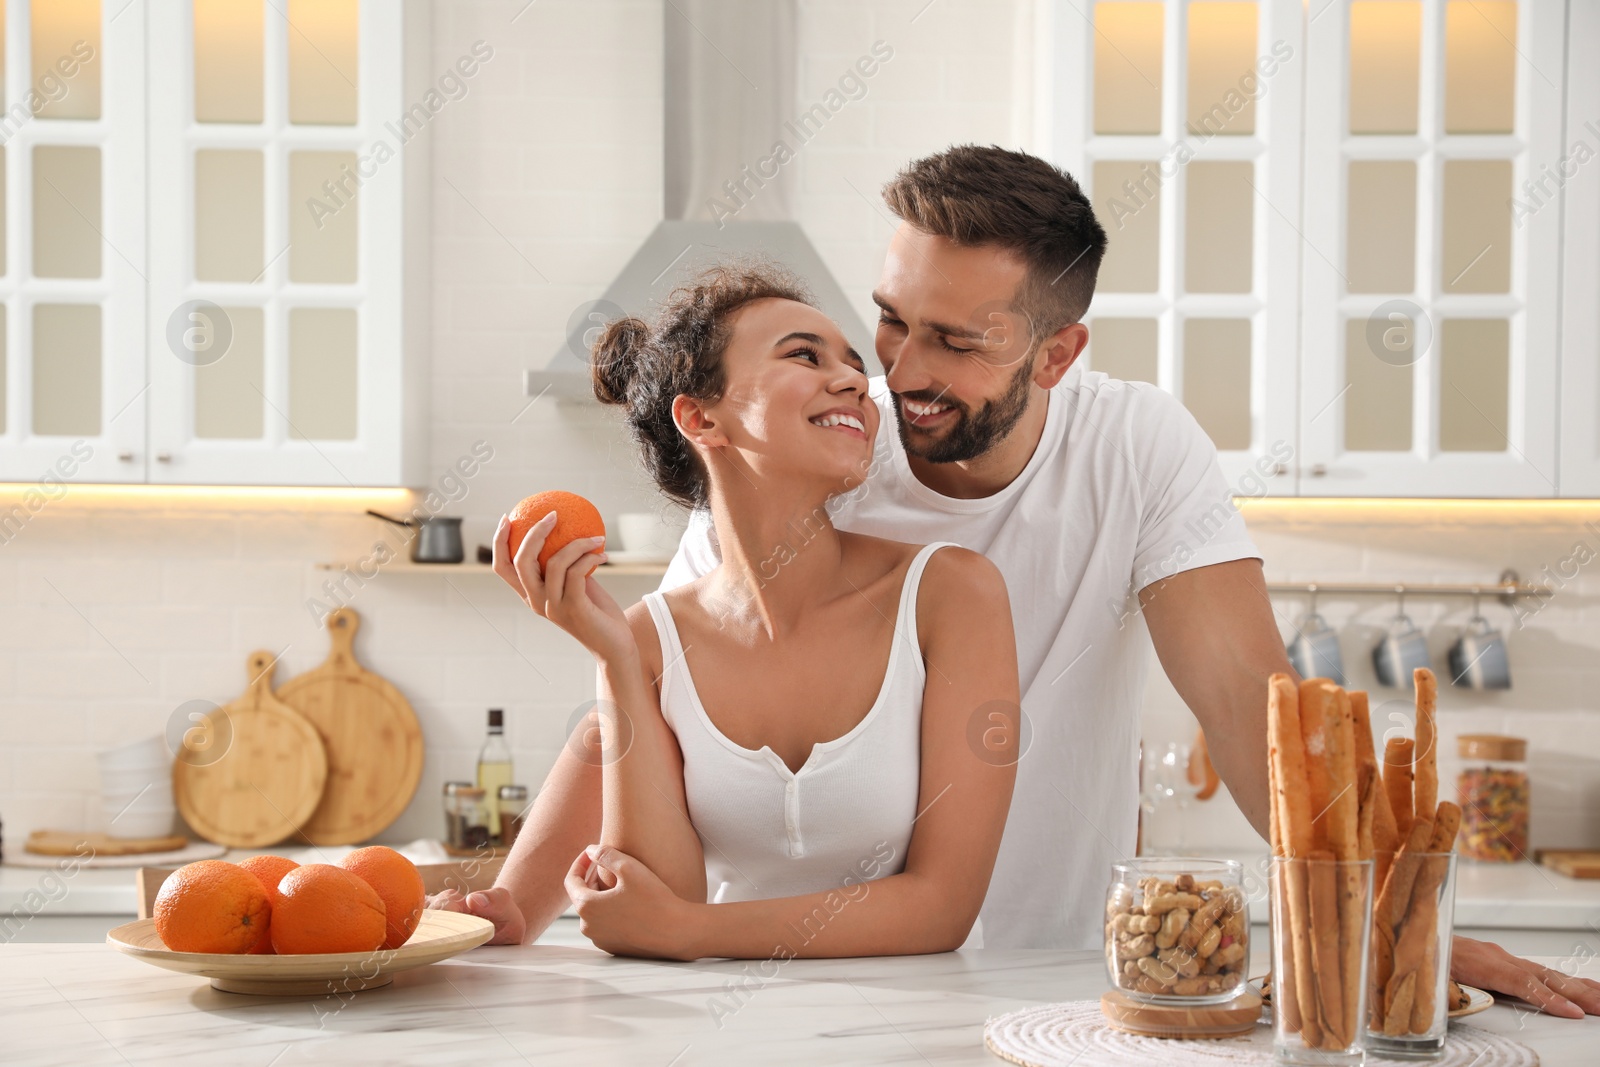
(616, 512), (687, 557)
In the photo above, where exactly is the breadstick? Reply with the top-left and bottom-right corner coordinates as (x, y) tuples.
(1307, 847), (1346, 1048)
(1403, 802), (1462, 1033)
(1351, 692), (1399, 856)
(1269, 674), (1321, 1046)
(1274, 873), (1305, 1034)
(1356, 761), (1380, 1031)
(1377, 818), (1436, 933)
(1384, 737), (1415, 841)
(1299, 680), (1337, 851)
(1383, 971), (1417, 1036)
(1411, 923), (1440, 1034)
(1413, 668), (1438, 824)
(1323, 687), (1364, 1046)
(1372, 817), (1434, 1004)
(1357, 761), (1377, 860)
(1324, 686), (1361, 862)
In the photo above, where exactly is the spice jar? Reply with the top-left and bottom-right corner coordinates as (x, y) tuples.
(498, 785), (529, 850)
(443, 782), (491, 851)
(1456, 735), (1529, 862)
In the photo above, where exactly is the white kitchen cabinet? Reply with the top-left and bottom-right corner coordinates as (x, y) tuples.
(1050, 0), (1304, 495)
(1040, 0), (1572, 498)
(1559, 0), (1600, 497)
(0, 0), (431, 489)
(145, 0), (432, 486)
(1298, 0), (1563, 497)
(0, 0), (148, 485)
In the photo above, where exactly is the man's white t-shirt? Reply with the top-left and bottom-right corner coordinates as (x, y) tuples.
(657, 366), (1261, 949)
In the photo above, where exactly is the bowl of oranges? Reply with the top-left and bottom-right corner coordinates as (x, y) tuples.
(106, 847), (493, 995)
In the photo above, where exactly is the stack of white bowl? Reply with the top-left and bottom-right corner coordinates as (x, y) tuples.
(97, 737), (177, 839)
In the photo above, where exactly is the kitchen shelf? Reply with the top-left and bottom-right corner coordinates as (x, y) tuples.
(313, 561), (669, 577)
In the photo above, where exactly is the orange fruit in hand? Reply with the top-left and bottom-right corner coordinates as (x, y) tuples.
(269, 864), (386, 955)
(237, 854), (299, 954)
(338, 846), (427, 950)
(508, 490), (606, 574)
(153, 860), (270, 954)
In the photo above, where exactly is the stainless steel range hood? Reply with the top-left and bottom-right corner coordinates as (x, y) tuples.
(526, 0), (876, 401)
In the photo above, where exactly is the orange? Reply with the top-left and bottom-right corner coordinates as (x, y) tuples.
(269, 864), (386, 955)
(339, 846), (427, 950)
(508, 490), (606, 574)
(237, 854), (299, 954)
(153, 860), (270, 955)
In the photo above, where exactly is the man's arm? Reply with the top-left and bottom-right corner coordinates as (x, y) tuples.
(1138, 556), (1295, 841)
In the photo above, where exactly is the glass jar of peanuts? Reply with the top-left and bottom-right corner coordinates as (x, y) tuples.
(1105, 858), (1249, 1004)
(1456, 734), (1529, 863)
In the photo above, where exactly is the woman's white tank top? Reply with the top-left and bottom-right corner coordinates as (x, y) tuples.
(640, 541), (958, 904)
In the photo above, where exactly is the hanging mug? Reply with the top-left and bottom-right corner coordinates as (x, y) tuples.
(1449, 615), (1512, 689)
(1288, 612), (1346, 686)
(1373, 612), (1431, 690)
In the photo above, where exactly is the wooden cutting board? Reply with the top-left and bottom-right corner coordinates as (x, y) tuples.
(172, 651), (329, 848)
(1535, 848), (1600, 879)
(275, 607), (423, 845)
(25, 830), (188, 856)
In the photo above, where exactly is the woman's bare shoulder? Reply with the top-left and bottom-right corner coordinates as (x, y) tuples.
(914, 545), (1011, 637)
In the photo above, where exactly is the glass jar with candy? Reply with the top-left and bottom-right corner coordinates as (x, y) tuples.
(1455, 734), (1529, 863)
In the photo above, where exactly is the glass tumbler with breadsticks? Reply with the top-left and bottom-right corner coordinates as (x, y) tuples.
(1267, 675), (1378, 1066)
(1365, 668), (1461, 1057)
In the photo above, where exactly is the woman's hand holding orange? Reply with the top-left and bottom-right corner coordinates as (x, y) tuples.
(493, 511), (637, 667)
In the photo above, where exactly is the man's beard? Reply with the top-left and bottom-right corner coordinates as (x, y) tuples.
(895, 358), (1035, 464)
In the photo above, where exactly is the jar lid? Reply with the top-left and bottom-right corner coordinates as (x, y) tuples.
(454, 786), (487, 798)
(442, 780), (474, 795)
(498, 785), (528, 800)
(1458, 734), (1526, 761)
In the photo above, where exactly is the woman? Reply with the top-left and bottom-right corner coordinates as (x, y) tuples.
(494, 264), (1019, 960)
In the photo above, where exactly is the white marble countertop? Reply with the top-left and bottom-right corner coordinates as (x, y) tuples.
(2, 944), (1595, 1065)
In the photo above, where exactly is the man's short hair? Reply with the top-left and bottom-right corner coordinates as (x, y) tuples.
(882, 145), (1108, 342)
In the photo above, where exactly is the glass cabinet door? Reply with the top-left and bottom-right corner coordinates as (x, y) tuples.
(1053, 0), (1303, 495)
(1560, 0), (1600, 497)
(1297, 0), (1561, 497)
(146, 0), (412, 486)
(0, 0), (147, 483)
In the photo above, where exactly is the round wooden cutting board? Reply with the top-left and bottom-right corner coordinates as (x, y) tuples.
(275, 607), (424, 845)
(172, 651), (329, 848)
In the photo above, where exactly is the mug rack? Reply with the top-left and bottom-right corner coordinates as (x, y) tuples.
(1265, 569), (1550, 606)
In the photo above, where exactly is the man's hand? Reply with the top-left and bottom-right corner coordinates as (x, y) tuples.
(563, 845), (699, 960)
(426, 885), (527, 946)
(1452, 935), (1600, 1018)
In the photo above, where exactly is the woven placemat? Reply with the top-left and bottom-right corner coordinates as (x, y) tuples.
(984, 1001), (1538, 1067)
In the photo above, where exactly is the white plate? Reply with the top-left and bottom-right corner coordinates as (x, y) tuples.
(1253, 977), (1494, 1020)
(1453, 984), (1494, 1018)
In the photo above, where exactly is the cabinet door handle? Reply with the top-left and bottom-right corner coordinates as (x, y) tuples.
(156, 452), (173, 463)
(1310, 463), (1328, 477)
(1273, 463), (1289, 476)
(117, 451), (134, 462)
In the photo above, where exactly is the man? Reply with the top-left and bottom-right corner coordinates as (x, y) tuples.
(438, 145), (1600, 1017)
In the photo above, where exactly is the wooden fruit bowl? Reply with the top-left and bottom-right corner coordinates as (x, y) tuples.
(106, 910), (494, 995)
